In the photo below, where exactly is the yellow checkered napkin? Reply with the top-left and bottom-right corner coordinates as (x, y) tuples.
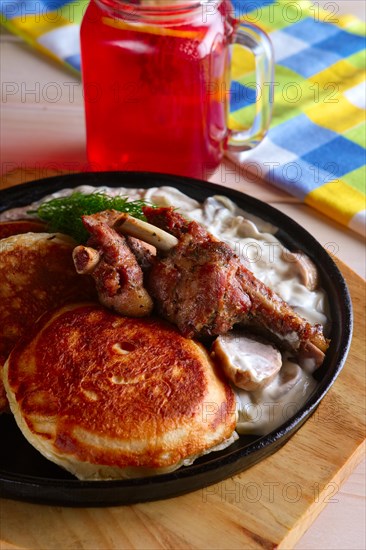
(229, 1), (365, 236)
(0, 1), (84, 72)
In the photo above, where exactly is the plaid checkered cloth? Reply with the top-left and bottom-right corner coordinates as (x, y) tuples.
(1, 0), (365, 235)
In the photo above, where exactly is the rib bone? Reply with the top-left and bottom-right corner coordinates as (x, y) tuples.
(114, 214), (178, 252)
(73, 246), (101, 274)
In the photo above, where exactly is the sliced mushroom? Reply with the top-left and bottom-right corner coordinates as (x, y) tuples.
(283, 249), (319, 291)
(212, 332), (282, 391)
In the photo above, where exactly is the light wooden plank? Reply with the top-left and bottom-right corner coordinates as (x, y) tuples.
(296, 460), (366, 550)
(1, 41), (81, 107)
(1, 37), (79, 87)
(0, 107), (87, 185)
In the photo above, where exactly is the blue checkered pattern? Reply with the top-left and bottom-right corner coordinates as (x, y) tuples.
(229, 1), (365, 234)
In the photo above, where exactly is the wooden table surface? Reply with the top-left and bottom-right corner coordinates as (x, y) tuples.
(1, 2), (365, 548)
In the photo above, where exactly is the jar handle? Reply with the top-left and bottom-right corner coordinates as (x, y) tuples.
(227, 22), (274, 152)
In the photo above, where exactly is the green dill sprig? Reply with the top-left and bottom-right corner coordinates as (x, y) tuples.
(28, 191), (151, 243)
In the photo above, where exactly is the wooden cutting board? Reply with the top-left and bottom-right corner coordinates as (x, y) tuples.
(1, 171), (365, 549)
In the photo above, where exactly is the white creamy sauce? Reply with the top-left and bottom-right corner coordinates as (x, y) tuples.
(0, 184), (330, 436)
(235, 356), (317, 435)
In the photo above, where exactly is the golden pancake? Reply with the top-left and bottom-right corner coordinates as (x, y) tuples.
(0, 233), (96, 412)
(0, 219), (47, 239)
(4, 303), (237, 479)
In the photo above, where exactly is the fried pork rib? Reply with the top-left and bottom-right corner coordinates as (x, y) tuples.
(72, 207), (328, 364)
(142, 207), (329, 359)
(72, 211), (153, 317)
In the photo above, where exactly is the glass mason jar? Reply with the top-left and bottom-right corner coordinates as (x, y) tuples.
(80, 0), (273, 179)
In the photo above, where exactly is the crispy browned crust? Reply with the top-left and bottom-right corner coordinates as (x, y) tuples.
(5, 303), (237, 470)
(0, 233), (97, 412)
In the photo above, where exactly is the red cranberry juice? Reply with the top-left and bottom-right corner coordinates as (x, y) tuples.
(80, 1), (232, 178)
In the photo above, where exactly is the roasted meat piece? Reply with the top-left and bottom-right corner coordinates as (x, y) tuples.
(72, 206), (329, 364)
(145, 220), (252, 337)
(143, 207), (329, 357)
(73, 211), (153, 317)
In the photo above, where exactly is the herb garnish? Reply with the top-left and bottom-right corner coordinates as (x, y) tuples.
(29, 191), (150, 243)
